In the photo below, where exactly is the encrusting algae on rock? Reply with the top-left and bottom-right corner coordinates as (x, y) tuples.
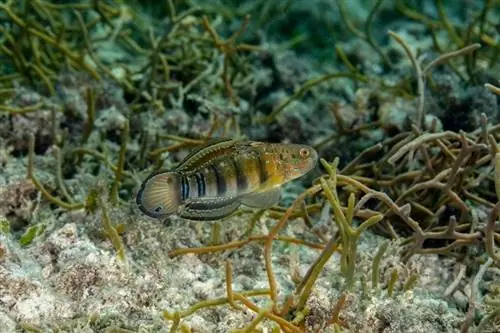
(136, 138), (318, 220)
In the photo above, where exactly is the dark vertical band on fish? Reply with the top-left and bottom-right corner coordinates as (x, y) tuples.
(231, 157), (247, 193)
(210, 164), (226, 196)
(181, 175), (189, 200)
(195, 173), (205, 197)
(257, 155), (268, 184)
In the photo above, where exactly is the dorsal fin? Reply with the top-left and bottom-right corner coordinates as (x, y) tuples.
(175, 138), (237, 172)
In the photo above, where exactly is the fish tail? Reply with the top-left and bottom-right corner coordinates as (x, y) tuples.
(136, 171), (181, 218)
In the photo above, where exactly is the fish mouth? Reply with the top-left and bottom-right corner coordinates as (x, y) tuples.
(310, 148), (319, 164)
(306, 148), (319, 171)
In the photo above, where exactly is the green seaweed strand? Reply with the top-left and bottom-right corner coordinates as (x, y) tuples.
(320, 158), (384, 289)
(110, 119), (130, 205)
(28, 134), (84, 210)
(98, 196), (128, 266)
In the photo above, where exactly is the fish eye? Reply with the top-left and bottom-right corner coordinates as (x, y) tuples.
(154, 206), (163, 213)
(299, 148), (310, 158)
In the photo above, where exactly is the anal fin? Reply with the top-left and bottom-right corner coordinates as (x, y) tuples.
(240, 187), (281, 209)
(179, 196), (241, 221)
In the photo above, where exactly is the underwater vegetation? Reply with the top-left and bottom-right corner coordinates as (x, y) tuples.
(0, 0), (500, 332)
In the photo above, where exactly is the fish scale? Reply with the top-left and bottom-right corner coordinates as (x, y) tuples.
(136, 139), (318, 220)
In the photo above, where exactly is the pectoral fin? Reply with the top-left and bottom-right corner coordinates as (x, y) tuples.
(179, 196), (241, 221)
(240, 187), (281, 209)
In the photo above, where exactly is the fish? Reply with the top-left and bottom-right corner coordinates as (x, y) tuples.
(136, 138), (318, 220)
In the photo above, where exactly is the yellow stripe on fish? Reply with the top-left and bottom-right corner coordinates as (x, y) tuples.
(136, 138), (318, 220)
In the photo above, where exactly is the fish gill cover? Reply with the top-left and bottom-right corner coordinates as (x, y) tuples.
(0, 0), (500, 332)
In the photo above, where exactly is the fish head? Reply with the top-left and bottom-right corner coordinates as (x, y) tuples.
(277, 144), (318, 179)
(136, 171), (181, 218)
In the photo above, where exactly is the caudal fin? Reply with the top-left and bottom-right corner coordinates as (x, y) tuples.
(136, 171), (181, 218)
